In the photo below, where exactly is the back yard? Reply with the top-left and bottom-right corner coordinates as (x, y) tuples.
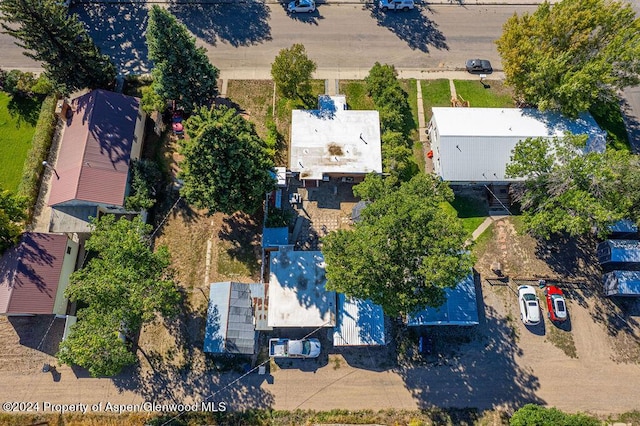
(0, 92), (41, 191)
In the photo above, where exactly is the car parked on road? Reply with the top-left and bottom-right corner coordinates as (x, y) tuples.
(379, 0), (415, 11)
(544, 285), (568, 322)
(288, 0), (316, 13)
(518, 285), (541, 325)
(466, 59), (492, 73)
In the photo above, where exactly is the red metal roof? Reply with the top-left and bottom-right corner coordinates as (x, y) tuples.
(48, 90), (140, 207)
(0, 233), (69, 315)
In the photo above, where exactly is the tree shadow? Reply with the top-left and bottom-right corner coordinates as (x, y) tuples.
(7, 95), (42, 127)
(217, 212), (262, 278)
(74, 3), (150, 74)
(620, 89), (640, 153)
(7, 315), (64, 356)
(363, 4), (448, 53)
(398, 304), (543, 410)
(168, 2), (272, 47)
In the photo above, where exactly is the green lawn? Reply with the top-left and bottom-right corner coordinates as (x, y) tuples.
(339, 80), (375, 110)
(0, 92), (40, 192)
(454, 80), (515, 108)
(399, 79), (419, 132)
(421, 79), (451, 121)
(442, 194), (489, 238)
(590, 100), (630, 151)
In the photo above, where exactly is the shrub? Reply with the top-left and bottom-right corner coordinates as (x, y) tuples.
(125, 159), (162, 211)
(17, 95), (57, 221)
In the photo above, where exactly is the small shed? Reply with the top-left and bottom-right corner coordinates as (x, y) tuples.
(597, 240), (640, 265)
(203, 282), (258, 355)
(333, 294), (386, 346)
(603, 271), (640, 297)
(407, 274), (479, 326)
(608, 220), (638, 238)
(262, 227), (289, 249)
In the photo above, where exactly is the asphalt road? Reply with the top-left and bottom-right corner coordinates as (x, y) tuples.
(1, 4), (537, 75)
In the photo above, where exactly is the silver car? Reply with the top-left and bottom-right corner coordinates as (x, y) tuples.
(288, 0), (316, 13)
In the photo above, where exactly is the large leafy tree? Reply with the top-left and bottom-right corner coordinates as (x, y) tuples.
(179, 105), (276, 215)
(59, 215), (180, 376)
(496, 0), (640, 117)
(271, 43), (317, 99)
(322, 173), (474, 317)
(506, 134), (640, 238)
(145, 6), (218, 113)
(0, 0), (115, 94)
(0, 189), (25, 255)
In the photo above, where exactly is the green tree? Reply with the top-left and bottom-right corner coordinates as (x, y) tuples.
(57, 309), (136, 378)
(59, 215), (180, 376)
(125, 159), (161, 211)
(271, 43), (317, 99)
(146, 6), (219, 113)
(506, 134), (638, 238)
(364, 63), (414, 135)
(322, 173), (473, 317)
(496, 0), (640, 117)
(381, 131), (418, 181)
(179, 105), (276, 215)
(510, 404), (601, 426)
(0, 0), (115, 94)
(0, 189), (26, 255)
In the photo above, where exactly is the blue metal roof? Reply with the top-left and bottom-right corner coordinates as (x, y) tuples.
(603, 271), (640, 296)
(262, 227), (289, 248)
(597, 240), (640, 264)
(333, 294), (386, 346)
(204, 282), (256, 354)
(608, 220), (638, 235)
(407, 274), (479, 326)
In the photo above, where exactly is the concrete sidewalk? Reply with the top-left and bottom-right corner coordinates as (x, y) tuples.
(79, 0), (557, 6)
(219, 68), (505, 80)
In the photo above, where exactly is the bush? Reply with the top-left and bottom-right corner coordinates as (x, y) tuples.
(510, 404), (600, 426)
(125, 159), (162, 211)
(265, 207), (292, 228)
(0, 69), (52, 98)
(17, 95), (57, 221)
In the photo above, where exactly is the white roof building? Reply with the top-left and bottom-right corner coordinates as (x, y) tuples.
(428, 107), (606, 184)
(290, 95), (382, 181)
(267, 246), (336, 328)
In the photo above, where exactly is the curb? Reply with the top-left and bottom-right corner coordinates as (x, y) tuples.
(72, 0), (554, 6)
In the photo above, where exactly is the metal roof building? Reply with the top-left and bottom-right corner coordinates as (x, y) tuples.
(428, 107), (606, 184)
(597, 240), (640, 265)
(608, 219), (638, 237)
(203, 282), (260, 354)
(290, 95), (382, 181)
(333, 294), (386, 346)
(407, 274), (479, 326)
(0, 233), (78, 315)
(262, 227), (289, 249)
(267, 246), (336, 328)
(603, 271), (640, 297)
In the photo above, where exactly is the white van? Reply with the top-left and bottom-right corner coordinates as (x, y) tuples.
(379, 0), (415, 11)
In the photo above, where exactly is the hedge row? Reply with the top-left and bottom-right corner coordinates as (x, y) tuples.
(16, 94), (57, 222)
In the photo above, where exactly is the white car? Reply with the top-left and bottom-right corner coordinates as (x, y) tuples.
(269, 338), (321, 358)
(379, 0), (415, 11)
(287, 0), (316, 13)
(518, 285), (541, 325)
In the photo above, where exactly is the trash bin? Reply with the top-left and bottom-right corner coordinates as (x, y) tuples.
(418, 336), (433, 355)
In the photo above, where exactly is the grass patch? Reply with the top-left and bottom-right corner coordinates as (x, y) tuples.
(339, 80), (375, 110)
(226, 80), (275, 141)
(590, 100), (630, 151)
(399, 79), (419, 131)
(122, 74), (153, 98)
(413, 140), (425, 172)
(421, 79), (451, 121)
(216, 239), (260, 280)
(443, 194), (489, 238)
(0, 92), (41, 192)
(546, 322), (578, 358)
(454, 80), (515, 108)
(472, 223), (494, 258)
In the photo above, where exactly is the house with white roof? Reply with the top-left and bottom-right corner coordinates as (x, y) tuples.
(289, 95), (382, 184)
(428, 107), (606, 185)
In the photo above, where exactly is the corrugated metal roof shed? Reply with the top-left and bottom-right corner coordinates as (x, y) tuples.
(262, 227), (289, 248)
(204, 282), (256, 354)
(603, 271), (640, 296)
(0, 233), (70, 314)
(597, 240), (640, 264)
(267, 246), (336, 327)
(429, 107), (606, 183)
(608, 219), (638, 235)
(290, 95), (382, 180)
(333, 294), (385, 346)
(48, 90), (140, 207)
(407, 274), (479, 326)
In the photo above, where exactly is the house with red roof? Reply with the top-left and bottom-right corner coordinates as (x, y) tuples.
(48, 89), (146, 233)
(0, 233), (79, 316)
